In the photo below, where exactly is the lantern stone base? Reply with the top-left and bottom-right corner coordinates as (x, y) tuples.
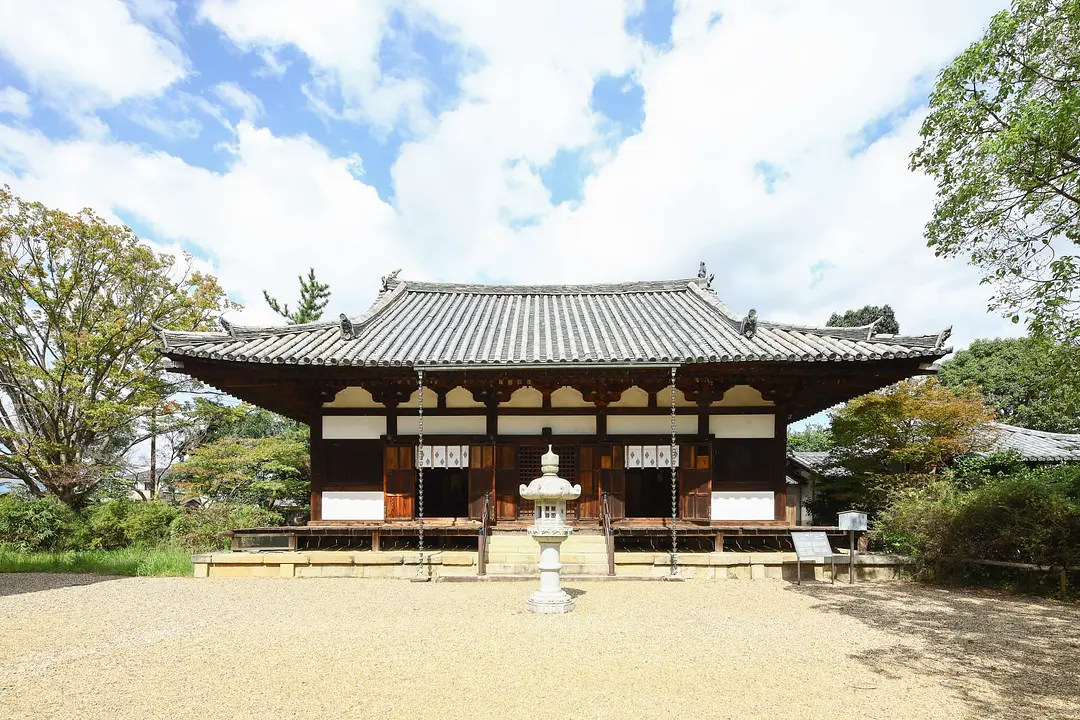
(526, 588), (575, 614)
(525, 534), (575, 614)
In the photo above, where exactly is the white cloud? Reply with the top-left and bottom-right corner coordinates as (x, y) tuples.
(0, 87), (31, 119)
(214, 82), (265, 122)
(199, 0), (428, 133)
(0, 0), (1021, 358)
(0, 0), (187, 109)
(0, 123), (402, 325)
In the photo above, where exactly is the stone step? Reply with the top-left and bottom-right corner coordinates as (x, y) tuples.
(483, 554), (609, 565)
(481, 563), (614, 576)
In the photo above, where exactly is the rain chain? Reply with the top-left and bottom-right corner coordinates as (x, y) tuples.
(416, 369), (425, 576)
(670, 365), (678, 576)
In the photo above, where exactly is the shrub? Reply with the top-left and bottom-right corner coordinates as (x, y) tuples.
(875, 466), (1080, 570)
(0, 494), (86, 551)
(170, 504), (283, 552)
(85, 499), (135, 549)
(123, 502), (181, 548)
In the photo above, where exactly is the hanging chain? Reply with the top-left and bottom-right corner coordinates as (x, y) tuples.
(417, 369), (425, 575)
(670, 365), (678, 576)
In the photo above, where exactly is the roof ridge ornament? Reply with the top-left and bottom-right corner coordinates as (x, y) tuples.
(740, 309), (758, 338)
(380, 268), (402, 294)
(218, 314), (235, 338)
(935, 325), (953, 349)
(866, 317), (881, 340)
(697, 261), (715, 291)
(339, 313), (355, 341)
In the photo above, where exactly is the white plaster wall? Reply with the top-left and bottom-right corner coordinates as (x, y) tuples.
(398, 415), (486, 435)
(711, 491), (775, 521)
(498, 415), (596, 435)
(445, 386), (484, 408)
(658, 385), (696, 407)
(401, 387), (439, 408)
(709, 414), (775, 438)
(323, 386), (384, 408)
(322, 416), (387, 440)
(608, 386), (650, 407)
(711, 385), (774, 407)
(501, 387), (544, 408)
(607, 415), (697, 435)
(322, 491), (384, 521)
(550, 387), (593, 407)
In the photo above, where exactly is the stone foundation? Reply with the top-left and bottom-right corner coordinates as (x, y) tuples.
(192, 545), (911, 581)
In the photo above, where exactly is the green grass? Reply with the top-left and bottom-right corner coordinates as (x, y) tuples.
(0, 547), (193, 577)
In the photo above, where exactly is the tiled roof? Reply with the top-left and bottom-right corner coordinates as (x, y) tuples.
(159, 276), (952, 367)
(986, 423), (1080, 463)
(789, 423), (1080, 472)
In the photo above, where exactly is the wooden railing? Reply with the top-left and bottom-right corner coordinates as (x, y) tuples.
(602, 490), (615, 577)
(478, 491), (492, 577)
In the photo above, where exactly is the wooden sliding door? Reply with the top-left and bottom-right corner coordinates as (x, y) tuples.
(383, 445), (415, 519)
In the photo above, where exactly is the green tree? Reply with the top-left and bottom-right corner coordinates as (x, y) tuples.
(827, 305), (900, 335)
(810, 377), (996, 519)
(938, 336), (1080, 432)
(262, 268), (331, 324)
(173, 432), (309, 511)
(787, 423), (834, 452)
(0, 187), (231, 506)
(911, 0), (1080, 342)
(171, 401), (308, 510)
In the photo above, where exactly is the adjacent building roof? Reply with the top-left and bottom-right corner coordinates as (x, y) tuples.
(159, 273), (952, 368)
(788, 422), (1080, 473)
(987, 423), (1080, 463)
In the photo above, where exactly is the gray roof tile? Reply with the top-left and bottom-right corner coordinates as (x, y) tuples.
(160, 276), (952, 367)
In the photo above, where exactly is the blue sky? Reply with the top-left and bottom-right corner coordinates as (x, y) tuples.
(0, 0), (1019, 433)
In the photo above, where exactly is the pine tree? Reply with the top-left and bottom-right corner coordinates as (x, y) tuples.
(263, 268), (331, 324)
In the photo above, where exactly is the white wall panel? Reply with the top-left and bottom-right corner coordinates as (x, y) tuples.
(497, 415), (596, 435)
(397, 415), (486, 435)
(711, 491), (775, 521)
(607, 415), (697, 435)
(708, 414), (775, 438)
(322, 491), (384, 521)
(322, 416), (387, 440)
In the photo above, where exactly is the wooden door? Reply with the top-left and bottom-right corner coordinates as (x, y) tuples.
(494, 444), (518, 521)
(383, 445), (414, 519)
(679, 443), (711, 521)
(577, 445), (599, 521)
(468, 445), (494, 520)
(598, 443), (625, 520)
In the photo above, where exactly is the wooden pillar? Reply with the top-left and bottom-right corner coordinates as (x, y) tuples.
(773, 413), (787, 522)
(485, 398), (498, 439)
(386, 402), (398, 439)
(371, 529), (381, 552)
(597, 411), (607, 439)
(310, 413), (325, 523)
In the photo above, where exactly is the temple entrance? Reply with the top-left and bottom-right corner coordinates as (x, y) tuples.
(419, 468), (469, 518)
(625, 468), (672, 518)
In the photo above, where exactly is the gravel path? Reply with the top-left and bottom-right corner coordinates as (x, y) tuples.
(1, 574), (1077, 720)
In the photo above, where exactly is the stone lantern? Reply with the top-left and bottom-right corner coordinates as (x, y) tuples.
(519, 445), (581, 614)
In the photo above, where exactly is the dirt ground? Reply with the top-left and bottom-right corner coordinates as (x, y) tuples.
(1, 574), (1077, 720)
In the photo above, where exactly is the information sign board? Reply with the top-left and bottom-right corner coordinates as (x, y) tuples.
(791, 531), (834, 559)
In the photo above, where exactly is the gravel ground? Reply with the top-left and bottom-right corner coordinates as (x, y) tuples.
(1, 574), (1077, 720)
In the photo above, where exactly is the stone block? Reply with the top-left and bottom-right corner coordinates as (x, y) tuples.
(193, 562), (209, 578)
(442, 553), (475, 566)
(353, 552), (403, 565)
(208, 565), (258, 578)
(217, 553), (265, 565)
(750, 564), (767, 580)
(279, 563), (295, 578)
